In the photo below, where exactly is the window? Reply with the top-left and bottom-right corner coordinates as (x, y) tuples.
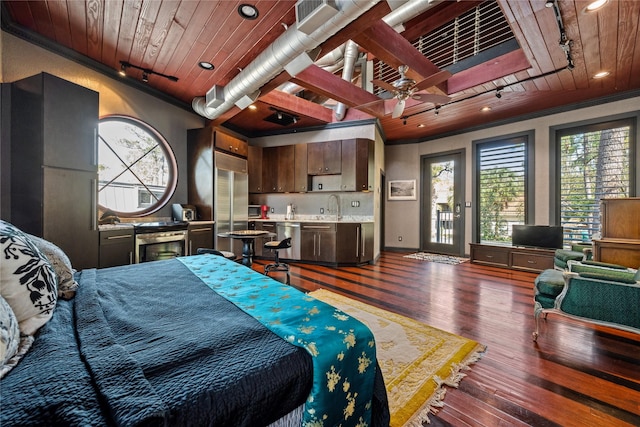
(554, 117), (636, 246)
(474, 132), (533, 244)
(98, 115), (177, 216)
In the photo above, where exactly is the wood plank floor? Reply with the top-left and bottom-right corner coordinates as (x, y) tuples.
(251, 252), (640, 427)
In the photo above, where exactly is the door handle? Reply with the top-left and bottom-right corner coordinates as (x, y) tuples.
(454, 203), (461, 218)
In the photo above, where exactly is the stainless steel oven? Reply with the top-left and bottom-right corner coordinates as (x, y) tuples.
(134, 222), (189, 263)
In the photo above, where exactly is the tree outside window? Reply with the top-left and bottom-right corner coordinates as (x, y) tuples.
(558, 122), (631, 245)
(476, 138), (528, 244)
(98, 115), (177, 216)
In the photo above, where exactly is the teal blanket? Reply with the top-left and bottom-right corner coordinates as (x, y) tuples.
(179, 255), (377, 426)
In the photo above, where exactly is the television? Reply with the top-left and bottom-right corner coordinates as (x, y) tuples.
(511, 225), (564, 249)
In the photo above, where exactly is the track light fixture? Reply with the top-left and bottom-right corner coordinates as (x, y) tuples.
(118, 61), (179, 83)
(267, 107), (299, 126)
(495, 86), (504, 98)
(435, 106), (440, 115)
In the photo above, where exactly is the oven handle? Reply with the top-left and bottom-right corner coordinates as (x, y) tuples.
(135, 231), (187, 245)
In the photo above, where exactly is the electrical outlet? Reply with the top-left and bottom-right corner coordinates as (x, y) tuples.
(398, 236), (402, 241)
(270, 207), (274, 213)
(320, 208), (324, 214)
(351, 201), (360, 207)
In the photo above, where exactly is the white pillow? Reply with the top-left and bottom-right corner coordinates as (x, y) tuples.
(0, 220), (58, 335)
(26, 233), (78, 300)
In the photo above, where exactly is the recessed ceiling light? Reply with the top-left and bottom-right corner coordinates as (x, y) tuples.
(481, 106), (492, 112)
(417, 124), (425, 128)
(584, 0), (608, 12)
(248, 104), (257, 110)
(238, 4), (259, 20)
(198, 61), (214, 70)
(593, 71), (610, 79)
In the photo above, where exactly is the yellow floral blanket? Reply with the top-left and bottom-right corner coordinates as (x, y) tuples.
(310, 289), (486, 427)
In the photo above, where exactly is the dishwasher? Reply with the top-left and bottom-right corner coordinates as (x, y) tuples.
(276, 222), (301, 260)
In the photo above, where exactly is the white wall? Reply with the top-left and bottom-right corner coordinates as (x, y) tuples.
(384, 96), (640, 254)
(1, 30), (205, 219)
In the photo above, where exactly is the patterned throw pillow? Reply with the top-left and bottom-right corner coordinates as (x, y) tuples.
(26, 233), (79, 300)
(0, 220), (58, 335)
(0, 295), (20, 365)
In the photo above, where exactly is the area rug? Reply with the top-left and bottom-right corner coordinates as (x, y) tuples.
(403, 252), (469, 265)
(310, 289), (486, 427)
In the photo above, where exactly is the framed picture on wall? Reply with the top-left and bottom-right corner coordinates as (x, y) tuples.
(388, 180), (416, 200)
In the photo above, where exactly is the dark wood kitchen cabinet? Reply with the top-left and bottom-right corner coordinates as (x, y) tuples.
(294, 143), (310, 192)
(10, 73), (99, 269)
(214, 130), (248, 158)
(187, 222), (214, 255)
(341, 138), (372, 192)
(301, 223), (336, 263)
(248, 145), (263, 193)
(99, 228), (134, 268)
(262, 145), (295, 192)
(336, 223), (373, 264)
(307, 140), (341, 175)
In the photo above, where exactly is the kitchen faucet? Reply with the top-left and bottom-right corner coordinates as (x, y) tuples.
(327, 194), (341, 221)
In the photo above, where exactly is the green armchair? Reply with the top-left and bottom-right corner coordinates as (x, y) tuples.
(533, 260), (640, 341)
(553, 242), (593, 270)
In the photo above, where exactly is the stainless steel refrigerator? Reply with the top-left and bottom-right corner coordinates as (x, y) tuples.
(214, 152), (248, 258)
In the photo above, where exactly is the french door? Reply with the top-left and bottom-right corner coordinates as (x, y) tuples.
(420, 151), (465, 255)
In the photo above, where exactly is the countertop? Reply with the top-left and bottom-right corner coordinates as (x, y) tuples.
(98, 220), (215, 231)
(250, 215), (373, 224)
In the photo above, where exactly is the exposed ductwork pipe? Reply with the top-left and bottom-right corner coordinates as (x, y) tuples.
(333, 0), (443, 120)
(192, 0), (378, 120)
(334, 40), (360, 121)
(279, 44), (347, 95)
(383, 0), (444, 28)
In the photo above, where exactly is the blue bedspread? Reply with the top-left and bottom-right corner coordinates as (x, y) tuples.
(1, 256), (389, 426)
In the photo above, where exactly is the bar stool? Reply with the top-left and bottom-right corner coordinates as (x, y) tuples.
(264, 237), (292, 284)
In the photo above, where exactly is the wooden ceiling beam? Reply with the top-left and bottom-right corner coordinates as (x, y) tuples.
(317, 1), (392, 58)
(258, 90), (334, 123)
(353, 20), (441, 81)
(291, 64), (385, 117)
(446, 49), (531, 94)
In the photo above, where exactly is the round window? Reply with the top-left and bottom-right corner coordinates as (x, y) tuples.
(98, 115), (177, 216)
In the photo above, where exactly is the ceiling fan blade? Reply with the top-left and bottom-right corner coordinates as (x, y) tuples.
(392, 99), (405, 118)
(413, 70), (452, 92)
(412, 93), (451, 105)
(372, 79), (397, 94)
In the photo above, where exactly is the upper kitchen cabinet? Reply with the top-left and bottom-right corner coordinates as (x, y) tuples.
(214, 130), (248, 158)
(248, 145), (263, 193)
(307, 140), (341, 175)
(294, 143), (309, 192)
(10, 73), (99, 269)
(341, 139), (373, 192)
(262, 145), (295, 193)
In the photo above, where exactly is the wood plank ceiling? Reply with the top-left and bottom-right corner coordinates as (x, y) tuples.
(3, 0), (639, 144)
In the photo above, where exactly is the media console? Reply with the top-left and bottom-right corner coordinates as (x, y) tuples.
(469, 243), (555, 273)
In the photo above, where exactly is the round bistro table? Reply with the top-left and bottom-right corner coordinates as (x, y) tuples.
(217, 230), (271, 266)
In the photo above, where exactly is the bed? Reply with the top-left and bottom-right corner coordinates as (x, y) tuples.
(0, 220), (389, 426)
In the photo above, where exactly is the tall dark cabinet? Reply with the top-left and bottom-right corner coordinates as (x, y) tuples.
(10, 73), (99, 269)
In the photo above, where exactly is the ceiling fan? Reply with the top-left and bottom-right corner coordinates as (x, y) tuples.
(363, 65), (452, 118)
